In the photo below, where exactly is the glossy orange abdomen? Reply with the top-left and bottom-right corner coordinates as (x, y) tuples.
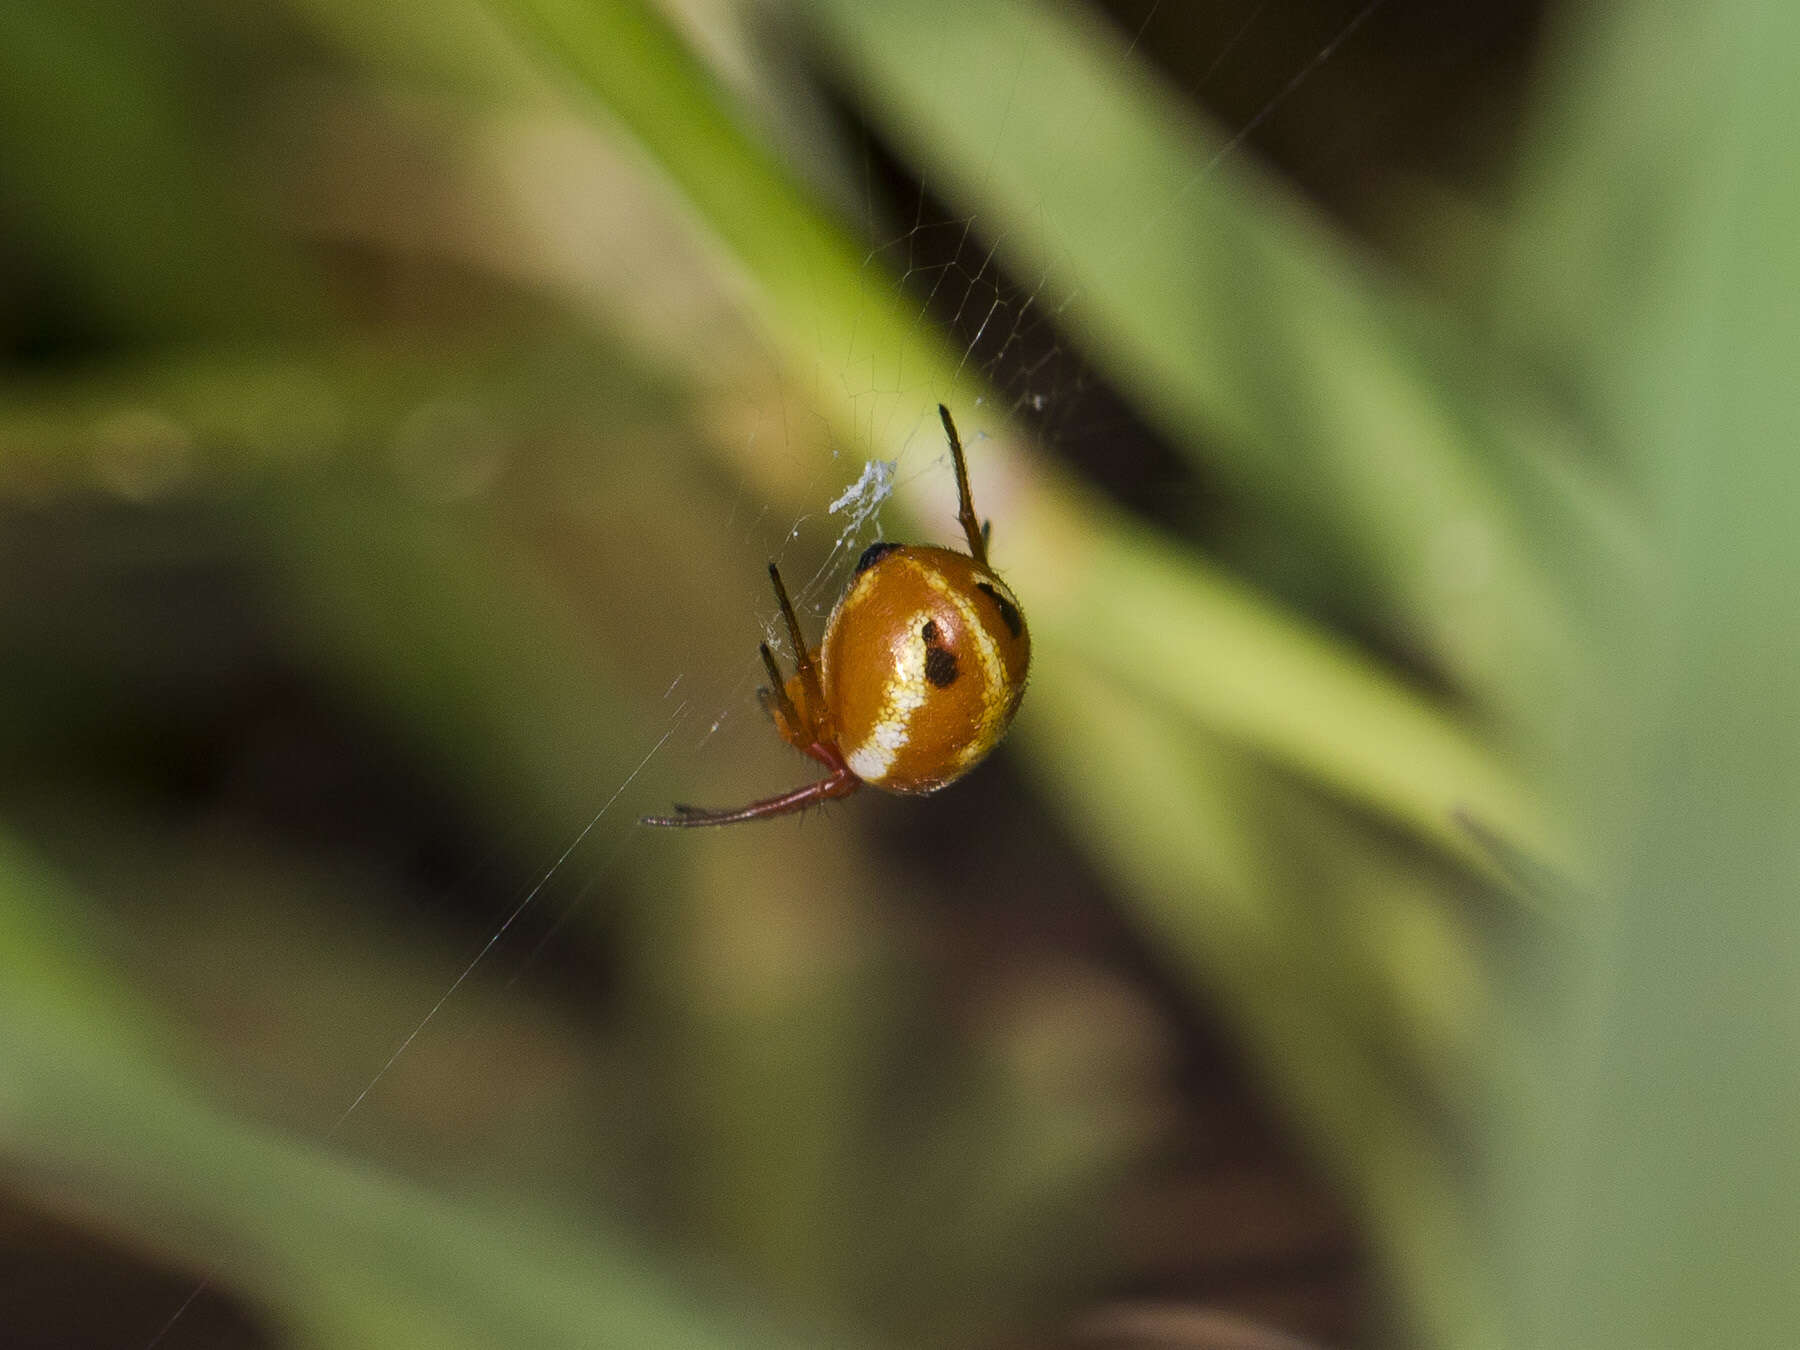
(820, 544), (1029, 794)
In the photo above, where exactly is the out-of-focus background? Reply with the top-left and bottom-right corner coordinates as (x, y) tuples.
(2, 1), (1795, 1347)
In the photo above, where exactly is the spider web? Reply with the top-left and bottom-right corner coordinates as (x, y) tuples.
(332, 0), (1404, 1178)
(139, 3), (1443, 1342)
(461, 0), (1412, 1073)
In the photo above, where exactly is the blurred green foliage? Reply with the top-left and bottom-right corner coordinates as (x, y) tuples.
(0, 1), (1794, 1348)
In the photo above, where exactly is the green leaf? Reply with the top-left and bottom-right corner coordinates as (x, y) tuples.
(795, 0), (1587, 708)
(1496, 4), (1800, 1347)
(1017, 661), (1501, 1350)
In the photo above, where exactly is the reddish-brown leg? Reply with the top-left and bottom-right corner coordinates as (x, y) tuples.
(642, 569), (862, 827)
(766, 564), (828, 730)
(641, 762), (860, 828)
(756, 641), (806, 747)
(938, 404), (988, 566)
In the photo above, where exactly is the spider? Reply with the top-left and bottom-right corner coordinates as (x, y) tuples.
(643, 405), (1030, 826)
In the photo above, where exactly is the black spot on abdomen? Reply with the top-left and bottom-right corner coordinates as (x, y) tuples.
(856, 541), (900, 574)
(975, 581), (1023, 637)
(924, 645), (959, 688)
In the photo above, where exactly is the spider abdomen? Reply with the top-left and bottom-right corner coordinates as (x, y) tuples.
(821, 545), (1029, 794)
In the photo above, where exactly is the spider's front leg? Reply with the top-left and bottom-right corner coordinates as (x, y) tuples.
(640, 562), (862, 829)
(756, 641), (808, 747)
(760, 564), (842, 764)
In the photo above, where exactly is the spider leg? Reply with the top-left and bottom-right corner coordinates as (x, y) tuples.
(641, 766), (860, 827)
(767, 563), (826, 719)
(757, 641), (804, 740)
(938, 404), (987, 565)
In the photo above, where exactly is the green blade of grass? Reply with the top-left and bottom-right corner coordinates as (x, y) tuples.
(1494, 5), (1725, 452)
(1009, 496), (1559, 875)
(796, 0), (1585, 709)
(490, 0), (966, 434)
(1017, 658), (1502, 1350)
(1495, 4), (1800, 1347)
